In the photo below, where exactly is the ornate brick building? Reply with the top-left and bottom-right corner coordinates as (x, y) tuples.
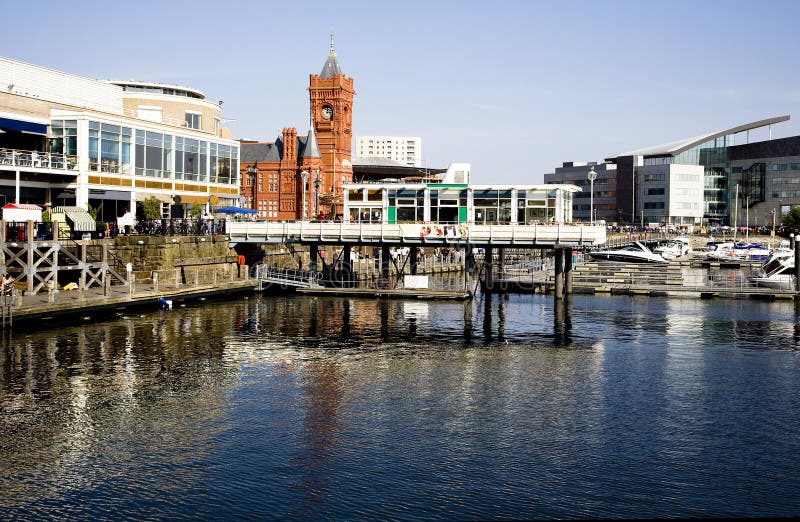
(240, 40), (354, 220)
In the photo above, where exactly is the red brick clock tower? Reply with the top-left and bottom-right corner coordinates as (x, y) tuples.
(308, 37), (355, 215)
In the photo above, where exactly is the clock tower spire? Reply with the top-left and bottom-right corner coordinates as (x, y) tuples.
(309, 37), (354, 217)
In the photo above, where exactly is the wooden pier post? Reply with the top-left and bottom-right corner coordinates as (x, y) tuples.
(497, 247), (505, 282)
(564, 248), (574, 295)
(485, 246), (494, 291)
(102, 242), (109, 296)
(465, 244), (473, 297)
(309, 244), (318, 272)
(79, 241), (87, 297)
(343, 245), (352, 278)
(26, 221), (35, 295)
(554, 248), (564, 300)
(381, 245), (391, 285)
(410, 246), (419, 275)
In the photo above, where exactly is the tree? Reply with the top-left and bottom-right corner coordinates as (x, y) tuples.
(781, 206), (800, 235)
(141, 197), (163, 220)
(87, 202), (103, 220)
(189, 203), (204, 218)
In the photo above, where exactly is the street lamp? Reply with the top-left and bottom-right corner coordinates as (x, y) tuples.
(587, 165), (597, 224)
(771, 208), (777, 239)
(313, 169), (320, 219)
(301, 171), (309, 220)
(246, 164), (258, 211)
(330, 148), (336, 195)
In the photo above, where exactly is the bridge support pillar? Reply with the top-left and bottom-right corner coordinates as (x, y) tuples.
(342, 245), (352, 276)
(485, 246), (494, 291)
(498, 248), (505, 282)
(410, 246), (419, 275)
(554, 248), (564, 300)
(465, 244), (474, 296)
(381, 245), (391, 283)
(309, 244), (318, 272)
(564, 248), (574, 295)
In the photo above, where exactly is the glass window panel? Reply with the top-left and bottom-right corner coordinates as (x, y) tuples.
(397, 208), (415, 221)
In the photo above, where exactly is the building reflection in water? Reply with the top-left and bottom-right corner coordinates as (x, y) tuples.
(0, 291), (584, 514)
(0, 306), (241, 510)
(292, 355), (345, 517)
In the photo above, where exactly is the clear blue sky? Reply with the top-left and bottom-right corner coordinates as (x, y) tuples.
(3, 0), (799, 183)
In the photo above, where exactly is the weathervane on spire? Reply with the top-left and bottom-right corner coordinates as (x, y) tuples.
(320, 34), (343, 78)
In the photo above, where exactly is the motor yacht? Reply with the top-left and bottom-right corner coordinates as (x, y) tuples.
(588, 241), (668, 263)
(654, 237), (692, 260)
(749, 252), (795, 290)
(703, 241), (736, 260)
(732, 243), (770, 261)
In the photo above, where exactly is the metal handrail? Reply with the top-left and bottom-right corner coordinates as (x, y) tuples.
(0, 148), (79, 171)
(256, 265), (321, 288)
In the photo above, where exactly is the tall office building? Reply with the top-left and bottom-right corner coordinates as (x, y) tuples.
(355, 136), (422, 167)
(545, 116), (798, 229)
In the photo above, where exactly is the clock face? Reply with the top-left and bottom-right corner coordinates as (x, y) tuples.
(321, 106), (333, 120)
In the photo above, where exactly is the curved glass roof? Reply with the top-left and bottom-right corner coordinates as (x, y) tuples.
(607, 115), (790, 159)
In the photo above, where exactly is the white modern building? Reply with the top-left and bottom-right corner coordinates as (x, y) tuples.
(343, 182), (578, 225)
(0, 56), (240, 224)
(354, 136), (422, 167)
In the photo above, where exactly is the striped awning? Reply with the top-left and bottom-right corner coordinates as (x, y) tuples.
(52, 206), (96, 232)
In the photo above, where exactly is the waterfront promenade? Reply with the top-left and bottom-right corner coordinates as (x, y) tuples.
(1, 277), (257, 327)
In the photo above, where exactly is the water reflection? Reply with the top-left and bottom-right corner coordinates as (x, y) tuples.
(2, 293), (800, 520)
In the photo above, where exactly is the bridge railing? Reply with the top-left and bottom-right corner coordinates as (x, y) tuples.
(228, 221), (607, 246)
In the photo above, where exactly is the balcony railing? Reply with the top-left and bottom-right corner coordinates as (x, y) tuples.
(0, 148), (79, 171)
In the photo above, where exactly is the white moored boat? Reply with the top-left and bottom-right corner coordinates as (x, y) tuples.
(588, 241), (668, 264)
(654, 237), (692, 260)
(749, 252), (795, 290)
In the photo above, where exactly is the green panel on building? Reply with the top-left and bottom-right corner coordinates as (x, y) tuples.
(388, 206), (396, 224)
(459, 207), (467, 222)
(431, 183), (468, 189)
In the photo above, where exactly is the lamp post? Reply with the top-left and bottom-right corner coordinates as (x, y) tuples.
(771, 208), (777, 239)
(246, 164), (258, 211)
(587, 165), (597, 224)
(330, 148), (336, 195)
(313, 169), (320, 219)
(301, 171), (309, 220)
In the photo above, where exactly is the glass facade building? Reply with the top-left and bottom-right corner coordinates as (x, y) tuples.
(344, 183), (577, 225)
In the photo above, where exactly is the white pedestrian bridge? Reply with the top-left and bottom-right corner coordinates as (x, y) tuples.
(226, 221), (607, 248)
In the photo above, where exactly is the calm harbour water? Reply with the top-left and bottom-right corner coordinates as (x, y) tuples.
(1, 290), (800, 520)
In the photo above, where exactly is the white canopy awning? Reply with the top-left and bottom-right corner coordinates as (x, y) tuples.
(2, 203), (42, 222)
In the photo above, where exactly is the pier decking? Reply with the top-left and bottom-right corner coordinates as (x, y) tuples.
(484, 258), (799, 300)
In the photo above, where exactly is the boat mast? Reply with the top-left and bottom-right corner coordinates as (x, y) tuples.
(733, 183), (739, 243)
